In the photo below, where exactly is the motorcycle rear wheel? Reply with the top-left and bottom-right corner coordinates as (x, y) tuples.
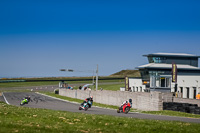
(117, 109), (120, 113)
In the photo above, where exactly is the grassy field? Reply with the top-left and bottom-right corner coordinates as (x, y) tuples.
(98, 83), (124, 91)
(0, 79), (124, 92)
(110, 69), (141, 77)
(0, 81), (59, 88)
(0, 78), (124, 89)
(72, 83), (124, 91)
(1, 101), (200, 133)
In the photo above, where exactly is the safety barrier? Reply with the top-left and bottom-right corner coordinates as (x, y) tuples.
(59, 89), (163, 111)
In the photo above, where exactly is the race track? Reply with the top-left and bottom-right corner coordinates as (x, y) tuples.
(2, 92), (200, 123)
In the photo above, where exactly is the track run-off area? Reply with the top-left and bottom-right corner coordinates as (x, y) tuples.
(2, 92), (200, 123)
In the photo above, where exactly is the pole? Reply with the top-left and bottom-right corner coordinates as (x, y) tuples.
(96, 64), (98, 91)
(92, 70), (94, 90)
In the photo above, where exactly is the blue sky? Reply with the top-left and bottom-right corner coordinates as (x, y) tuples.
(0, 0), (200, 77)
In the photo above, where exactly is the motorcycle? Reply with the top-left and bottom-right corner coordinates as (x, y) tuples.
(87, 100), (92, 108)
(117, 102), (131, 114)
(20, 98), (28, 106)
(79, 102), (89, 111)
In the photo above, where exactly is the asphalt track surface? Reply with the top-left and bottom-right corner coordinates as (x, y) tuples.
(2, 92), (200, 123)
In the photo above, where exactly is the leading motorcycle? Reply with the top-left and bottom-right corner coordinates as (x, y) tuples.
(117, 102), (131, 114)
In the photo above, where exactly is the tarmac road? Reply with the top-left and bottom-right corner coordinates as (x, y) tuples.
(2, 92), (200, 123)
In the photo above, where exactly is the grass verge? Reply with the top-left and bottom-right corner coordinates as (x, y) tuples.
(142, 110), (200, 119)
(0, 101), (200, 133)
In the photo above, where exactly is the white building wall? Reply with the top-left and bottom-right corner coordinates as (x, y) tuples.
(129, 78), (146, 92)
(128, 75), (200, 99)
(177, 76), (200, 99)
(128, 76), (200, 99)
(172, 75), (200, 99)
(177, 76), (200, 87)
(189, 87), (193, 99)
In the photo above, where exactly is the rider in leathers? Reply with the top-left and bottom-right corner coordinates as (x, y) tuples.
(120, 99), (132, 112)
(81, 96), (93, 108)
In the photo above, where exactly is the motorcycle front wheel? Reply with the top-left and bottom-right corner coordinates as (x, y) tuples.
(85, 106), (88, 111)
(84, 107), (88, 111)
(125, 107), (130, 114)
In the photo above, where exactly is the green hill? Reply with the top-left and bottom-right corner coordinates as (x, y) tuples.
(110, 70), (141, 77)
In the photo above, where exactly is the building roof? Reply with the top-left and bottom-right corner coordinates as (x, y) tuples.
(137, 63), (200, 70)
(143, 53), (200, 58)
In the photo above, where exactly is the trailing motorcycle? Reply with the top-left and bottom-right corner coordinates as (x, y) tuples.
(20, 98), (29, 106)
(117, 102), (131, 114)
(79, 102), (89, 111)
(79, 100), (93, 111)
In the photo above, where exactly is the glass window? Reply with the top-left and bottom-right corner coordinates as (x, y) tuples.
(148, 57), (154, 63)
(148, 57), (166, 63)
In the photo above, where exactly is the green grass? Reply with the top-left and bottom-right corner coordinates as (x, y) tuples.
(142, 110), (200, 119)
(98, 83), (124, 91)
(72, 83), (124, 91)
(0, 79), (123, 88)
(0, 101), (200, 133)
(0, 80), (124, 93)
(110, 69), (141, 77)
(0, 81), (59, 88)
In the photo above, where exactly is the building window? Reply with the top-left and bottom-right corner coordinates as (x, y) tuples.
(148, 57), (166, 63)
(150, 76), (171, 88)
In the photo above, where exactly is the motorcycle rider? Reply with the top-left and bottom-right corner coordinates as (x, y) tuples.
(81, 96), (93, 108)
(85, 96), (93, 102)
(120, 99), (132, 111)
(23, 96), (32, 104)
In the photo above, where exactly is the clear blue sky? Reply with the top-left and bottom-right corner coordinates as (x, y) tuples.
(0, 0), (200, 78)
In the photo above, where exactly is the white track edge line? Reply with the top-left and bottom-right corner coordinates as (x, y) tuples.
(2, 92), (10, 105)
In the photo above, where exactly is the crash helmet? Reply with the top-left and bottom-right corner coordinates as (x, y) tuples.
(90, 96), (93, 99)
(129, 99), (132, 103)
